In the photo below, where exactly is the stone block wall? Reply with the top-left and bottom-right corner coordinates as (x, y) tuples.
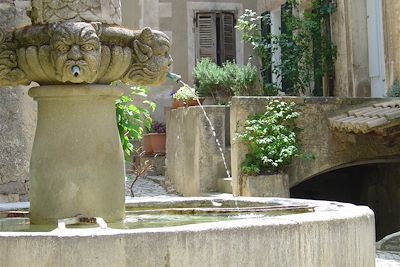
(166, 106), (230, 196)
(0, 1), (36, 202)
(0, 0), (31, 28)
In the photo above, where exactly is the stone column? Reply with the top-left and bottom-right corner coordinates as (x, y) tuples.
(382, 0), (400, 88)
(29, 85), (125, 224)
(0, 0), (35, 203)
(0, 0), (172, 223)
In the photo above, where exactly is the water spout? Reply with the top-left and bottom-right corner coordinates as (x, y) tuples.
(71, 66), (81, 77)
(166, 72), (181, 83)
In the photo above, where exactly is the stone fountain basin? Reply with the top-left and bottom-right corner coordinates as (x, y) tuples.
(0, 197), (375, 267)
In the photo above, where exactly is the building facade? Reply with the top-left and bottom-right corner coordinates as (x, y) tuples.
(120, 0), (257, 122)
(121, 0), (400, 112)
(259, 0), (399, 97)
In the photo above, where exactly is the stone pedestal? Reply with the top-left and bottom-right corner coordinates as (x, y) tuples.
(28, 85), (125, 224)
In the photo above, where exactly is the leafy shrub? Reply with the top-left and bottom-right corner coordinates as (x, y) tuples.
(389, 81), (400, 97)
(193, 58), (259, 102)
(222, 61), (259, 96)
(236, 100), (300, 175)
(115, 85), (156, 158)
(193, 58), (224, 98)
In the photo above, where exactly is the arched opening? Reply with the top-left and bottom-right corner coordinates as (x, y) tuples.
(290, 162), (400, 240)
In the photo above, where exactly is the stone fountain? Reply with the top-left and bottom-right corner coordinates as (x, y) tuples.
(0, 1), (376, 266)
(0, 0), (172, 224)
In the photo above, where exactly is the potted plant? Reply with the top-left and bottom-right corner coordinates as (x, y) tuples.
(143, 120), (167, 155)
(193, 58), (259, 104)
(235, 100), (303, 197)
(171, 84), (203, 109)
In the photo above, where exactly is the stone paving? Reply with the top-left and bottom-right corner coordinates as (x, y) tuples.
(377, 251), (400, 267)
(125, 175), (180, 197)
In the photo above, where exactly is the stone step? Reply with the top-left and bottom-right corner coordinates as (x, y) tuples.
(217, 177), (232, 194)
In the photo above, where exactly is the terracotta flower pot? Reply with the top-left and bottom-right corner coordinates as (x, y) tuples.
(172, 98), (205, 109)
(172, 99), (185, 109)
(142, 134), (153, 154)
(150, 133), (166, 154)
(143, 133), (166, 155)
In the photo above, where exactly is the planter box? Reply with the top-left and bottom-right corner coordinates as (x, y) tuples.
(143, 133), (166, 155)
(241, 173), (289, 197)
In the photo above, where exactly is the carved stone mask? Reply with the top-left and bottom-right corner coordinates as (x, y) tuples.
(123, 28), (172, 85)
(49, 22), (102, 83)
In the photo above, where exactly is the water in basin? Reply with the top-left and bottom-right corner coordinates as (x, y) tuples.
(0, 203), (312, 232)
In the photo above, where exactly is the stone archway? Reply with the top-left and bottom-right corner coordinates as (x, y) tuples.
(290, 161), (400, 240)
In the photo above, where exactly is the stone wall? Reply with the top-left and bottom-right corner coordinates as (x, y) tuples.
(230, 96), (400, 196)
(166, 106), (230, 196)
(0, 0), (31, 28)
(0, 0), (36, 202)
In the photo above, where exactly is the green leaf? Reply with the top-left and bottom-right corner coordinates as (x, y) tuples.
(115, 85), (157, 159)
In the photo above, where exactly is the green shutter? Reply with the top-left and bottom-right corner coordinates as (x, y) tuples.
(261, 11), (272, 84)
(196, 12), (217, 63)
(220, 12), (235, 63)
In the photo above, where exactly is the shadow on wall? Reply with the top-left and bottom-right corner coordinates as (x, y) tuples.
(290, 161), (400, 240)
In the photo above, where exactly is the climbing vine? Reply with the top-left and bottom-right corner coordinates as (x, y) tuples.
(236, 0), (337, 96)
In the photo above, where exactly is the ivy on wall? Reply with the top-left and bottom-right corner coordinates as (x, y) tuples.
(236, 0), (337, 96)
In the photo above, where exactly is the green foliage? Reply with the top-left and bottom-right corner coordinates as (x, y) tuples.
(193, 58), (224, 98)
(115, 85), (156, 158)
(389, 81), (400, 97)
(236, 0), (337, 96)
(193, 58), (259, 102)
(236, 100), (300, 175)
(172, 84), (198, 101)
(223, 61), (259, 96)
(235, 9), (269, 77)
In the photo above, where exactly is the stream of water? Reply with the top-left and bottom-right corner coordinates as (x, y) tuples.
(178, 79), (231, 179)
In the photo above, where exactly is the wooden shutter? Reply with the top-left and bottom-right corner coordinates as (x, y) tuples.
(220, 12), (235, 63)
(196, 12), (217, 63)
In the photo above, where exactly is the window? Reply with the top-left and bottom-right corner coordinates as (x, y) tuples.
(195, 11), (236, 66)
(261, 3), (335, 96)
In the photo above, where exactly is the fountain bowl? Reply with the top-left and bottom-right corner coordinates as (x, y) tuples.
(0, 196), (375, 267)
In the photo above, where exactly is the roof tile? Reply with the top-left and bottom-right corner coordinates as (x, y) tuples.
(330, 100), (400, 134)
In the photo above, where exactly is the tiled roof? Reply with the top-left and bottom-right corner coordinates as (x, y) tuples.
(329, 100), (400, 134)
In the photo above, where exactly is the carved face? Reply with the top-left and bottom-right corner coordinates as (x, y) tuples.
(124, 28), (172, 86)
(49, 22), (101, 83)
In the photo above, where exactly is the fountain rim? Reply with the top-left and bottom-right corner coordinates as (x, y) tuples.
(0, 196), (373, 237)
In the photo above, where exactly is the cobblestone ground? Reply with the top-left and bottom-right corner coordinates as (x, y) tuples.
(377, 251), (400, 267)
(125, 175), (179, 197)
